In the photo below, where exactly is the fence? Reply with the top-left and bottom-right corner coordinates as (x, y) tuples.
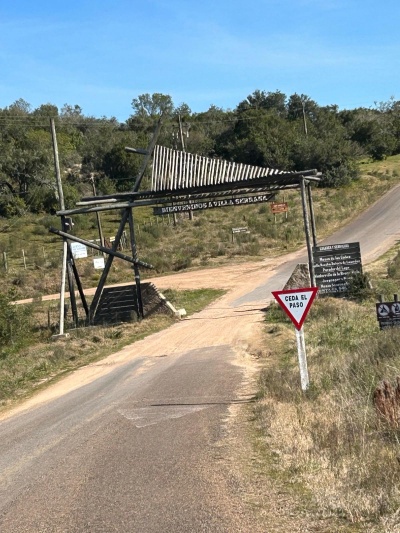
(1, 231), (129, 273)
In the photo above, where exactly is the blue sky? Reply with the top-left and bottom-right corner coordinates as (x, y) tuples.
(0, 0), (399, 121)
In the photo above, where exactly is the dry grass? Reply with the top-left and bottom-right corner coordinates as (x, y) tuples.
(1, 155), (400, 300)
(256, 295), (400, 531)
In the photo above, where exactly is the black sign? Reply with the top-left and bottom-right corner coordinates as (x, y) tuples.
(153, 194), (273, 215)
(376, 301), (400, 330)
(313, 242), (362, 297)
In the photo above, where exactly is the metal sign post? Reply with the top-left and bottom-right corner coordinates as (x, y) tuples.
(272, 287), (318, 391)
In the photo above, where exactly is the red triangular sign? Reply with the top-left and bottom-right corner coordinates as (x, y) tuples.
(271, 287), (318, 330)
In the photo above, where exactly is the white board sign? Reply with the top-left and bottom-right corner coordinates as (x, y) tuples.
(70, 242), (88, 259)
(93, 257), (105, 269)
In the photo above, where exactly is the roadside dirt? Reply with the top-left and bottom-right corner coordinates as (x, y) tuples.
(7, 253), (291, 417)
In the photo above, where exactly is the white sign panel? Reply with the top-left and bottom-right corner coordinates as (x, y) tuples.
(70, 242), (88, 259)
(93, 257), (105, 270)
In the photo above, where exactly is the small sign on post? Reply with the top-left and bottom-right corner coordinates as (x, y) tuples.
(270, 202), (288, 214)
(231, 226), (250, 242)
(376, 296), (400, 330)
(272, 287), (318, 391)
(70, 242), (88, 259)
(93, 257), (105, 270)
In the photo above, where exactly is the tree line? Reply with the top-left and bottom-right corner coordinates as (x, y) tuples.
(1, 90), (400, 217)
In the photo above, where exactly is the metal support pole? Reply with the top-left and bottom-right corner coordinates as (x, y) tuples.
(300, 177), (316, 287)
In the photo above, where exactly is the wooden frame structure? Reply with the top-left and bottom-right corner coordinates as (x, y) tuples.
(50, 121), (321, 328)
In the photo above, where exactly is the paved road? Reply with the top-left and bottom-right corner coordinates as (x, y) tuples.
(2, 184), (400, 532)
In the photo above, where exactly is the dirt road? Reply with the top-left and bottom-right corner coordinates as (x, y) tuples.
(2, 185), (400, 532)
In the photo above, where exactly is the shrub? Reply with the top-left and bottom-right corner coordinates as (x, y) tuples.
(387, 250), (400, 279)
(347, 271), (374, 301)
(0, 290), (33, 357)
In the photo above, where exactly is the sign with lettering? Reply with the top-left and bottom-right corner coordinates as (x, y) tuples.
(93, 257), (105, 269)
(313, 242), (362, 297)
(271, 287), (318, 330)
(70, 242), (87, 259)
(232, 227), (249, 234)
(271, 202), (288, 214)
(153, 194), (273, 215)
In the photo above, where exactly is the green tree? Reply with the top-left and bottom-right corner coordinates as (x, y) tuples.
(237, 89), (287, 116)
(131, 93), (174, 119)
(101, 141), (141, 191)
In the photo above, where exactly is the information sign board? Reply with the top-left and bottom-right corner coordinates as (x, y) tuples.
(70, 242), (88, 259)
(271, 202), (288, 214)
(313, 242), (362, 296)
(232, 227), (249, 234)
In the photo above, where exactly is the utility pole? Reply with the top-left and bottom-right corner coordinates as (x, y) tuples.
(50, 118), (68, 337)
(301, 100), (308, 136)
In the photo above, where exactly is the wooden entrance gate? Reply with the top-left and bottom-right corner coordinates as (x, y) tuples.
(50, 120), (321, 329)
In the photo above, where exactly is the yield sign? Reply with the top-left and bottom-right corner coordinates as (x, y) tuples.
(271, 287), (318, 330)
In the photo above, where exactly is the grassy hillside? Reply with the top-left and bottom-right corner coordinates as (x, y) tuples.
(1, 155), (400, 300)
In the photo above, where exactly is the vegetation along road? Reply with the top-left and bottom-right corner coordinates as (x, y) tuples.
(1, 184), (400, 532)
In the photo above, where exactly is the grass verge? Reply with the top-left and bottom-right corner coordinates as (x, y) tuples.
(255, 291), (400, 531)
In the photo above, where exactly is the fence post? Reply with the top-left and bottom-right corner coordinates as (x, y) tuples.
(22, 249), (27, 270)
(3, 252), (7, 272)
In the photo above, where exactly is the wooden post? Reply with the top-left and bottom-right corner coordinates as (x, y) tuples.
(307, 182), (317, 248)
(89, 208), (130, 322)
(133, 118), (163, 192)
(51, 118), (68, 337)
(302, 100), (308, 136)
(3, 251), (7, 272)
(68, 245), (89, 318)
(67, 258), (78, 327)
(300, 177), (316, 287)
(22, 249), (26, 270)
(128, 209), (144, 319)
(295, 326), (309, 391)
(179, 115), (194, 222)
(90, 175), (105, 252)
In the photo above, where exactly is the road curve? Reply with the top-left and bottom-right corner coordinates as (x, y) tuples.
(2, 184), (400, 532)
